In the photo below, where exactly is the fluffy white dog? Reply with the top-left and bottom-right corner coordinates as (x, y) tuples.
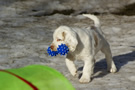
(50, 14), (117, 83)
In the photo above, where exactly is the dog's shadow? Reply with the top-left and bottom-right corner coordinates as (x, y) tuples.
(78, 51), (135, 79)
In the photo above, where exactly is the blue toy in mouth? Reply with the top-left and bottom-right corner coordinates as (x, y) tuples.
(47, 47), (58, 57)
(57, 44), (69, 56)
(47, 44), (69, 56)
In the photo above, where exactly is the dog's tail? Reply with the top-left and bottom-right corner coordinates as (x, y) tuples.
(83, 14), (103, 35)
(82, 14), (100, 28)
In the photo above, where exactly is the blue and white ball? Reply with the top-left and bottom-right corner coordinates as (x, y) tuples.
(47, 47), (58, 57)
(47, 44), (69, 56)
(57, 44), (69, 55)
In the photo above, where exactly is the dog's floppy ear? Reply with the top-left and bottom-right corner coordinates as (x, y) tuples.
(63, 29), (78, 52)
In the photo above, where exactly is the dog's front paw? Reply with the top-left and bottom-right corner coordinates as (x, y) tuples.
(79, 76), (91, 83)
(71, 71), (77, 77)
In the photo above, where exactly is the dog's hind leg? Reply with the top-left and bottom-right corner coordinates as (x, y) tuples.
(101, 45), (117, 73)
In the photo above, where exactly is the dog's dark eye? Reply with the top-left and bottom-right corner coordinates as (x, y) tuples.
(57, 39), (61, 41)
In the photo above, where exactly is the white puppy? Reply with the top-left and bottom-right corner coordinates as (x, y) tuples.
(50, 14), (117, 83)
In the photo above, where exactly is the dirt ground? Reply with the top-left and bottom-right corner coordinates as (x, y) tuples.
(0, 13), (135, 90)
